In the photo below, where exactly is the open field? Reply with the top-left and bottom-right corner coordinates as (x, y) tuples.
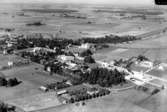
(0, 54), (65, 103)
(0, 3), (166, 39)
(94, 46), (167, 62)
(1, 62), (65, 86)
(148, 68), (167, 81)
(137, 88), (167, 112)
(0, 80), (41, 101)
(7, 92), (61, 112)
(36, 89), (151, 112)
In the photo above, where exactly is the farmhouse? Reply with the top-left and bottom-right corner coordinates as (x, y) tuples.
(57, 90), (67, 95)
(139, 61), (153, 68)
(57, 55), (74, 62)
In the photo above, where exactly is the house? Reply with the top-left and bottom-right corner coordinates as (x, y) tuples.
(7, 42), (13, 47)
(96, 61), (110, 68)
(39, 86), (48, 92)
(61, 93), (72, 100)
(79, 43), (92, 49)
(32, 47), (41, 53)
(57, 55), (74, 62)
(47, 66), (51, 72)
(74, 54), (84, 60)
(87, 88), (99, 95)
(3, 50), (7, 55)
(8, 61), (13, 67)
(57, 90), (67, 95)
(65, 80), (73, 86)
(139, 61), (153, 68)
(67, 46), (86, 56)
(31, 47), (56, 54)
(66, 62), (77, 68)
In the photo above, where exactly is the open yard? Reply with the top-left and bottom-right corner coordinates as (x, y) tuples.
(36, 88), (151, 112)
(6, 92), (61, 112)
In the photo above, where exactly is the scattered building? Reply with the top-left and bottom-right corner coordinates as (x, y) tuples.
(57, 90), (67, 96)
(8, 61), (13, 67)
(87, 88), (99, 95)
(57, 55), (74, 62)
(39, 86), (48, 92)
(79, 43), (92, 49)
(139, 61), (153, 68)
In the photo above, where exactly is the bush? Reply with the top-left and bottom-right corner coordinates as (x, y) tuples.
(84, 56), (95, 63)
(0, 102), (8, 112)
(79, 49), (93, 57)
(0, 77), (7, 86)
(151, 88), (160, 95)
(7, 78), (20, 87)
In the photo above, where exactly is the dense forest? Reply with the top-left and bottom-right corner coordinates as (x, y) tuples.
(80, 67), (127, 87)
(15, 33), (139, 50)
(77, 35), (139, 44)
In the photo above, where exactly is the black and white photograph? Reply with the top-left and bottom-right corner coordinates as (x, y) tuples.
(0, 0), (166, 112)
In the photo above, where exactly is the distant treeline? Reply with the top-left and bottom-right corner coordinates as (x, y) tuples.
(22, 9), (78, 13)
(94, 10), (164, 15)
(77, 35), (139, 44)
(26, 21), (45, 26)
(14, 34), (139, 50)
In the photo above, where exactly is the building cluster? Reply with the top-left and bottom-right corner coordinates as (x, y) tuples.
(57, 86), (110, 104)
(39, 80), (72, 92)
(0, 34), (24, 55)
(0, 59), (30, 71)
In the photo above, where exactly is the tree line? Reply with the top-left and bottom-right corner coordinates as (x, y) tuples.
(14, 33), (139, 51)
(80, 67), (127, 87)
(77, 35), (139, 44)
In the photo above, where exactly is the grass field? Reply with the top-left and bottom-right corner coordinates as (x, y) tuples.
(36, 88), (151, 112)
(7, 92), (61, 112)
(0, 3), (164, 39)
(0, 80), (41, 101)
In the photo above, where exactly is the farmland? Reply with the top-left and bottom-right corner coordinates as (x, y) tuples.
(0, 2), (167, 112)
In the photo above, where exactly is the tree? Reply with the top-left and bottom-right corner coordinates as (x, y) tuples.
(0, 102), (8, 112)
(151, 88), (160, 95)
(81, 67), (126, 87)
(82, 102), (86, 106)
(137, 55), (149, 62)
(69, 98), (75, 103)
(84, 56), (95, 63)
(7, 78), (20, 87)
(0, 77), (7, 86)
(79, 49), (93, 57)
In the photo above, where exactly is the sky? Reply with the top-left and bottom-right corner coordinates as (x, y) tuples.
(0, 0), (155, 5)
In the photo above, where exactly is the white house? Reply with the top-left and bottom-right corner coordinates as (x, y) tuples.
(32, 47), (41, 52)
(139, 61), (153, 68)
(87, 89), (99, 95)
(57, 90), (67, 95)
(3, 50), (7, 55)
(7, 43), (13, 47)
(66, 62), (77, 69)
(158, 65), (164, 71)
(39, 86), (48, 92)
(65, 80), (73, 86)
(79, 43), (91, 49)
(8, 61), (13, 67)
(57, 55), (74, 62)
(47, 66), (51, 72)
(96, 61), (110, 68)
